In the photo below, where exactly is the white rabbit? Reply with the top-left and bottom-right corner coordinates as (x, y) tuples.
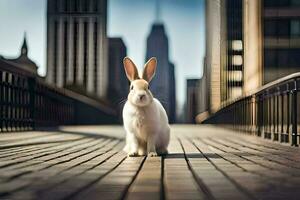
(122, 57), (170, 157)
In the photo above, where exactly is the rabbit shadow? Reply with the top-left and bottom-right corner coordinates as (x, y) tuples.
(163, 153), (222, 159)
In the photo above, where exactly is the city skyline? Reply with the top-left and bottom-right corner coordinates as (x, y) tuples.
(0, 0), (205, 115)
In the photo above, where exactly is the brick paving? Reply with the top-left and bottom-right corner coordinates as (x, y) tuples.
(1, 125), (300, 200)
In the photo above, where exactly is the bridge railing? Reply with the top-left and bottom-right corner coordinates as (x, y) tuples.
(0, 60), (117, 132)
(204, 73), (300, 146)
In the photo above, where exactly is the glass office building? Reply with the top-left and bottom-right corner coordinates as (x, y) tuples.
(222, 0), (244, 101)
(263, 0), (300, 83)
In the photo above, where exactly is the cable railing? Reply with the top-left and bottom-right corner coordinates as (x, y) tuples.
(0, 59), (117, 132)
(204, 73), (300, 146)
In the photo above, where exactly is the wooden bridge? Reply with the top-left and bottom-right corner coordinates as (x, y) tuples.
(1, 125), (300, 200)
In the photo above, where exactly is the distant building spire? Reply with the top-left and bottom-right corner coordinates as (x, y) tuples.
(155, 0), (161, 23)
(21, 32), (28, 56)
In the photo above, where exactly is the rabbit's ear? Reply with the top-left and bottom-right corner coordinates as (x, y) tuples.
(143, 57), (157, 83)
(123, 57), (139, 81)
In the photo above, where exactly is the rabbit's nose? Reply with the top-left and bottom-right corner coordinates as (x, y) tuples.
(139, 94), (145, 100)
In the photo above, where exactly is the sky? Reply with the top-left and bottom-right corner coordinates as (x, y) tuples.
(0, 0), (205, 116)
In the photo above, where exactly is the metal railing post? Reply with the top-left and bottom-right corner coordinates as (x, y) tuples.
(0, 70), (2, 132)
(28, 77), (36, 130)
(292, 79), (298, 146)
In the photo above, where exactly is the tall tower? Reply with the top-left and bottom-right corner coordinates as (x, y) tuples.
(145, 24), (169, 111)
(205, 0), (223, 113)
(46, 0), (108, 98)
(108, 38), (128, 103)
(155, 0), (161, 23)
(145, 1), (176, 123)
(21, 33), (28, 56)
(262, 0), (300, 84)
(169, 62), (176, 122)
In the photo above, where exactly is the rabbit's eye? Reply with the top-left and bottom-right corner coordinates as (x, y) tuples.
(147, 85), (150, 90)
(130, 85), (134, 90)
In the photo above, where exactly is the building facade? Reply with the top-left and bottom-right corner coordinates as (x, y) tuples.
(197, 57), (208, 113)
(263, 0), (300, 83)
(0, 36), (38, 76)
(223, 0), (244, 101)
(46, 0), (108, 98)
(204, 0), (300, 117)
(205, 0), (224, 113)
(186, 79), (200, 123)
(145, 24), (176, 123)
(108, 38), (128, 104)
(204, 0), (263, 114)
(168, 62), (176, 123)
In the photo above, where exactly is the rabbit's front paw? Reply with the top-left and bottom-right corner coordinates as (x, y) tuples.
(128, 151), (139, 157)
(148, 152), (158, 157)
(157, 148), (168, 155)
(138, 148), (146, 156)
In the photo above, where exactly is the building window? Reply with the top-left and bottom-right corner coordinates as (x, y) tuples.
(94, 0), (98, 12)
(277, 49), (289, 67)
(225, 0), (243, 101)
(264, 19), (290, 38)
(63, 21), (68, 86)
(71, 0), (76, 12)
(232, 55), (243, 66)
(231, 40), (243, 51)
(63, 0), (68, 12)
(54, 0), (59, 12)
(54, 21), (58, 84)
(264, 49), (277, 68)
(228, 71), (243, 82)
(264, 0), (290, 7)
(289, 49), (300, 67)
(74, 0), (79, 12)
(94, 21), (98, 92)
(291, 20), (300, 37)
(291, 0), (300, 6)
(264, 49), (300, 69)
(73, 21), (78, 84)
(83, 21), (88, 88)
(278, 20), (290, 37)
(83, 0), (89, 12)
(264, 20), (277, 37)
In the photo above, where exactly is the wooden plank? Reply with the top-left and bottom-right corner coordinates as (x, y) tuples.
(2, 141), (125, 199)
(0, 138), (111, 182)
(0, 133), (84, 150)
(181, 137), (252, 200)
(213, 138), (300, 175)
(199, 138), (300, 199)
(226, 137), (300, 162)
(125, 157), (161, 200)
(164, 137), (206, 200)
(0, 138), (96, 169)
(71, 156), (144, 200)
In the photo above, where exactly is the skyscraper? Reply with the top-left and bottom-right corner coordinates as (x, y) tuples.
(205, 0), (223, 113)
(169, 62), (176, 123)
(145, 24), (176, 123)
(197, 57), (208, 115)
(186, 79), (200, 123)
(223, 0), (244, 101)
(108, 37), (128, 103)
(204, 0), (262, 113)
(46, 0), (108, 98)
(263, 0), (300, 83)
(203, 0), (300, 117)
